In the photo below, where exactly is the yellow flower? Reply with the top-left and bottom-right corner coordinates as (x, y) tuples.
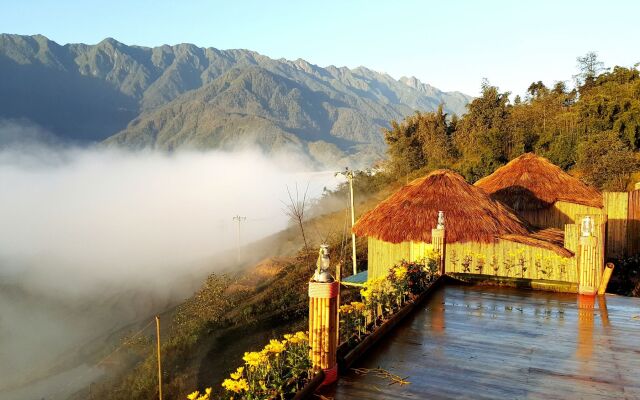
(236, 379), (249, 391)
(222, 378), (248, 394)
(187, 391), (200, 400)
(230, 366), (244, 380)
(288, 336), (301, 344)
(222, 379), (234, 391)
(242, 351), (263, 367)
(283, 333), (293, 340)
(340, 304), (353, 314)
(205, 388), (212, 395)
(264, 339), (285, 354)
(393, 266), (407, 280)
(352, 301), (366, 312)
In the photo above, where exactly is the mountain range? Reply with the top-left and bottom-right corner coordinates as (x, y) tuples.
(0, 34), (472, 166)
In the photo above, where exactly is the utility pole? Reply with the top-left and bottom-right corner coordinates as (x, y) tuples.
(336, 168), (358, 275)
(233, 215), (247, 263)
(155, 316), (162, 400)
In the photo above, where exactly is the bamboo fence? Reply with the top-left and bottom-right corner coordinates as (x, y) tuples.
(520, 201), (604, 230)
(445, 239), (577, 283)
(368, 236), (578, 283)
(604, 192), (629, 259)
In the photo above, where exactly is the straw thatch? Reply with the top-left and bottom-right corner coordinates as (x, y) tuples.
(501, 230), (574, 257)
(475, 153), (603, 210)
(353, 169), (531, 244)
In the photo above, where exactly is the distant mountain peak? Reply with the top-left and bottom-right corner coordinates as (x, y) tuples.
(0, 33), (472, 167)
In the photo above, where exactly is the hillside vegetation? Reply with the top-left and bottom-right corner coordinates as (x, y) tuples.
(383, 55), (640, 191)
(82, 183), (390, 400)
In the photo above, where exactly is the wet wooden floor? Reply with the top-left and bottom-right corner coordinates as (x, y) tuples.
(323, 284), (640, 399)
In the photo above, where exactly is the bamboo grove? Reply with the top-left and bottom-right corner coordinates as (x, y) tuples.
(384, 54), (640, 191)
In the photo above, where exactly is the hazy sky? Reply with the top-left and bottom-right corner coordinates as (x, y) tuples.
(2, 0), (639, 96)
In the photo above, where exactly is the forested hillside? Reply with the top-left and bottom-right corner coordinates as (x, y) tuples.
(383, 54), (640, 191)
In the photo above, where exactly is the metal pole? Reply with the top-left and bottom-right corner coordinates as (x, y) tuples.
(155, 316), (162, 400)
(233, 215), (246, 264)
(348, 172), (357, 275)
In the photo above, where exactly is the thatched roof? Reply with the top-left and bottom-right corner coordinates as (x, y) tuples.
(502, 228), (573, 257)
(353, 170), (531, 244)
(475, 153), (603, 211)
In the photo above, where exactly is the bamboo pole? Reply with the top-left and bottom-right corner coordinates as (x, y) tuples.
(335, 262), (341, 345)
(598, 263), (615, 295)
(308, 297), (315, 361)
(155, 316), (162, 400)
(314, 297), (322, 366)
(432, 228), (446, 275)
(308, 280), (339, 384)
(578, 235), (599, 295)
(324, 298), (330, 368)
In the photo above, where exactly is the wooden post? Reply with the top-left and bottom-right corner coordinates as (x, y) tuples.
(578, 235), (599, 296)
(308, 280), (339, 385)
(155, 316), (162, 400)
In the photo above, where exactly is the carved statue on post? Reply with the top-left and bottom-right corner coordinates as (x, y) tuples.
(313, 244), (334, 283)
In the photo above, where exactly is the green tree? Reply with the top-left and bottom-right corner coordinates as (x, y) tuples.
(576, 131), (639, 191)
(454, 81), (512, 180)
(575, 51), (606, 88)
(384, 106), (455, 178)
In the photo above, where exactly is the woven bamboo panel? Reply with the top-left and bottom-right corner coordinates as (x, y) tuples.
(520, 201), (604, 229)
(409, 241), (434, 262)
(627, 190), (640, 255)
(604, 192), (629, 258)
(445, 239), (577, 283)
(367, 237), (410, 280)
(564, 224), (579, 253)
(575, 213), (607, 270)
(577, 236), (599, 295)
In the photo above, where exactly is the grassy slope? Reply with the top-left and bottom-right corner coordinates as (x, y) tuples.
(80, 184), (394, 400)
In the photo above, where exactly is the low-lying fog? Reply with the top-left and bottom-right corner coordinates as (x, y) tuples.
(0, 120), (342, 399)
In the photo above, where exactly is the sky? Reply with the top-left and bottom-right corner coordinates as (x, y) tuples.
(1, 0), (639, 96)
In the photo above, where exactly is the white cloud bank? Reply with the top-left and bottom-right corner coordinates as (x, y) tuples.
(0, 121), (341, 397)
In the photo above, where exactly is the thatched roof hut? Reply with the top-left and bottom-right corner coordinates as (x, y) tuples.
(474, 153), (603, 211)
(355, 169), (576, 283)
(354, 169), (528, 244)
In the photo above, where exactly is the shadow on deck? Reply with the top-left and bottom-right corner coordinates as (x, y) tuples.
(321, 284), (640, 399)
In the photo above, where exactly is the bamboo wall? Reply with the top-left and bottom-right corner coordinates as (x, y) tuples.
(368, 236), (577, 283)
(367, 237), (435, 280)
(445, 239), (578, 283)
(628, 190), (640, 255)
(564, 224), (579, 253)
(519, 201), (604, 230)
(604, 192), (629, 259)
(367, 237), (410, 280)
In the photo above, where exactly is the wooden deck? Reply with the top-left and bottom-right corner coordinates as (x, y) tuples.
(323, 284), (640, 399)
